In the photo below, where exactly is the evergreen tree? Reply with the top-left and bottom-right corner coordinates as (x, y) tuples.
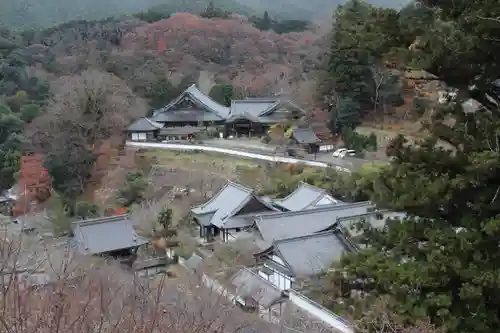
(320, 0), (402, 133)
(261, 11), (272, 30)
(209, 83), (234, 107)
(330, 96), (361, 134)
(325, 75), (500, 333)
(206, 0), (215, 16)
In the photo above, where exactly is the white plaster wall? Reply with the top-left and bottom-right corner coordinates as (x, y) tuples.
(126, 141), (351, 172)
(288, 290), (354, 333)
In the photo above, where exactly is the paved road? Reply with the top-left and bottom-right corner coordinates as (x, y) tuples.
(202, 139), (386, 171)
(127, 141), (387, 173)
(128, 141), (342, 170)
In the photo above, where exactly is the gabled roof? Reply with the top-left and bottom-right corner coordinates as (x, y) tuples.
(227, 98), (306, 123)
(229, 99), (281, 119)
(255, 230), (356, 277)
(231, 267), (286, 308)
(127, 117), (163, 132)
(160, 84), (230, 119)
(159, 125), (202, 136)
(291, 127), (321, 144)
(254, 202), (375, 242)
(191, 181), (276, 228)
(183, 254), (204, 271)
(272, 183), (342, 212)
(336, 210), (407, 237)
(72, 215), (148, 255)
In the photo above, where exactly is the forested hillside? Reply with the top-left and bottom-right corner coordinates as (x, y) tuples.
(0, 0), (409, 29)
(0, 5), (325, 204)
(241, 0), (409, 21)
(317, 0), (500, 135)
(0, 0), (255, 29)
(313, 1), (500, 333)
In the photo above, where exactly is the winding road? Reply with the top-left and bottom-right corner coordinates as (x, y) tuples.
(126, 141), (356, 172)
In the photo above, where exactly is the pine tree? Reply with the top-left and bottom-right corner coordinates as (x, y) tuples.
(262, 11), (271, 30)
(325, 83), (500, 333)
(319, 3), (500, 330)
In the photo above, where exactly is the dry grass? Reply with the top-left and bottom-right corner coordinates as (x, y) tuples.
(140, 149), (275, 197)
(140, 149), (260, 169)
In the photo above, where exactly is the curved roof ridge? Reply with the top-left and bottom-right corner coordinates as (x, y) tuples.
(273, 182), (326, 203)
(258, 100), (282, 116)
(145, 117), (164, 129)
(232, 98), (278, 103)
(258, 201), (373, 219)
(226, 112), (261, 123)
(225, 180), (254, 193)
(191, 181), (253, 214)
(161, 84), (229, 119)
(185, 84), (230, 117)
(298, 182), (328, 194)
(191, 182), (232, 212)
(273, 229), (338, 244)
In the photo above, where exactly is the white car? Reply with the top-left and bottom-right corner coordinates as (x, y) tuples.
(339, 149), (356, 158)
(332, 148), (347, 157)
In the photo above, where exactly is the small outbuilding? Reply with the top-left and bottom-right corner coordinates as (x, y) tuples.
(72, 215), (148, 261)
(290, 127), (321, 153)
(127, 117), (164, 141)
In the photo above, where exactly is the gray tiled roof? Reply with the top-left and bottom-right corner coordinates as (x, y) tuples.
(191, 182), (277, 229)
(158, 84), (230, 119)
(337, 211), (406, 237)
(159, 126), (203, 136)
(223, 211), (280, 229)
(194, 212), (215, 226)
(255, 202), (375, 241)
(281, 298), (349, 333)
(273, 183), (342, 212)
(72, 215), (148, 255)
(151, 84), (305, 125)
(258, 230), (355, 277)
(127, 117), (163, 131)
(291, 127), (321, 144)
(183, 254), (203, 271)
(227, 99), (305, 124)
(191, 182), (253, 228)
(229, 99), (280, 118)
(461, 98), (483, 114)
(151, 109), (224, 123)
(231, 267), (285, 308)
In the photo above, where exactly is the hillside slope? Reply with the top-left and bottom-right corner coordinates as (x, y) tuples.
(0, 0), (253, 29)
(1, 0), (412, 30)
(238, 0), (410, 21)
(120, 13), (324, 94)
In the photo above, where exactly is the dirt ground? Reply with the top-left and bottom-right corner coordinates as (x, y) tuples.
(95, 148), (277, 231)
(142, 149), (275, 222)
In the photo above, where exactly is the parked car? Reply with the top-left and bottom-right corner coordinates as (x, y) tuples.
(339, 149), (356, 158)
(332, 148), (347, 157)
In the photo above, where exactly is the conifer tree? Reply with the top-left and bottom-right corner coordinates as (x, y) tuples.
(322, 2), (500, 332)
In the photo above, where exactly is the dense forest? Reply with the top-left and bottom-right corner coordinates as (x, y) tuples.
(0, 0), (408, 29)
(313, 1), (500, 333)
(318, 0), (500, 134)
(0, 1), (319, 205)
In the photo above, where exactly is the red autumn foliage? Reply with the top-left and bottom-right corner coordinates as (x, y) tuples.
(12, 154), (52, 216)
(123, 13), (326, 95)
